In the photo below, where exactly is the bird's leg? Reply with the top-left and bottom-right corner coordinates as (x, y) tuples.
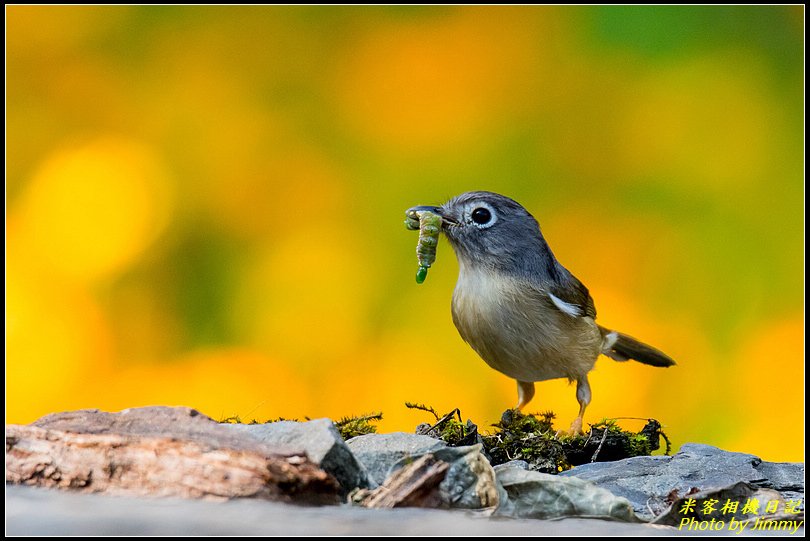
(516, 380), (535, 411)
(569, 376), (591, 434)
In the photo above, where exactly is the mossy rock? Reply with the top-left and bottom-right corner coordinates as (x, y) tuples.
(408, 406), (670, 474)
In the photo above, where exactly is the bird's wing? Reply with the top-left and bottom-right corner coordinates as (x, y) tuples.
(545, 274), (597, 320)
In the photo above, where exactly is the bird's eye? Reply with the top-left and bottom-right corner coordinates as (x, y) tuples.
(471, 207), (492, 225)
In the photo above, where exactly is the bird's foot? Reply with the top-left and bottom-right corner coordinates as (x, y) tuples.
(568, 417), (584, 435)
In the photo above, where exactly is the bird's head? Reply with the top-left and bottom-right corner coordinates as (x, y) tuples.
(407, 191), (553, 277)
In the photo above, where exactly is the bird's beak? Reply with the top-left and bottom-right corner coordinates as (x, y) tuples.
(405, 205), (458, 227)
(406, 205), (442, 215)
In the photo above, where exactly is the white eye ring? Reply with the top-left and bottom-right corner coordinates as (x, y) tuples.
(464, 201), (497, 229)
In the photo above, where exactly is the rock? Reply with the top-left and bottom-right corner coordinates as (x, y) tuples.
(432, 445), (499, 509)
(6, 484), (680, 536)
(755, 460), (805, 501)
(560, 443), (805, 521)
(346, 433), (446, 486)
(651, 481), (790, 526)
(495, 467), (639, 521)
(493, 460), (530, 473)
(31, 406), (295, 452)
(6, 407), (339, 504)
(221, 419), (369, 494)
(355, 444), (499, 510)
(354, 453), (450, 508)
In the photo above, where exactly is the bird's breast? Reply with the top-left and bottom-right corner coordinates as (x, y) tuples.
(450, 265), (600, 382)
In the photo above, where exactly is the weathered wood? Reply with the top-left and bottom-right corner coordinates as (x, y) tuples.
(357, 454), (450, 508)
(6, 407), (340, 504)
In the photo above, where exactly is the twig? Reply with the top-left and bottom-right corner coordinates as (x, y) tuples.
(423, 408), (462, 438)
(590, 426), (610, 463)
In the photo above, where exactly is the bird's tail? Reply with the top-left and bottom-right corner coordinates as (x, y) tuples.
(598, 325), (676, 367)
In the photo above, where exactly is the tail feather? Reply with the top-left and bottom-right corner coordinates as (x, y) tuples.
(599, 325), (676, 367)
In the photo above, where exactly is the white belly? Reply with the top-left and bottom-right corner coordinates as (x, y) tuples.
(451, 267), (601, 383)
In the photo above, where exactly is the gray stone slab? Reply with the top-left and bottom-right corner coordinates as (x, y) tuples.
(346, 432), (447, 486)
(222, 419), (370, 493)
(5, 486), (678, 536)
(560, 443), (805, 521)
(496, 467), (638, 521)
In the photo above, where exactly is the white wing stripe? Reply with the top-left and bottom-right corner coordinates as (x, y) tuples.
(548, 292), (582, 318)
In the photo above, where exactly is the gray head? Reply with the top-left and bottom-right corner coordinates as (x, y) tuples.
(409, 191), (559, 280)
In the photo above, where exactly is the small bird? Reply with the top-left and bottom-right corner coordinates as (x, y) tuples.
(408, 191), (675, 433)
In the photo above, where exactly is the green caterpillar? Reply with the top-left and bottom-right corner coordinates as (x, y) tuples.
(404, 209), (442, 284)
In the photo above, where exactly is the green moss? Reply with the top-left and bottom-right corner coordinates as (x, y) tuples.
(219, 415), (262, 424)
(220, 406), (669, 473)
(219, 412), (383, 439)
(408, 406), (670, 474)
(483, 410), (568, 473)
(334, 412), (383, 440)
(262, 416), (303, 423)
(219, 415), (300, 424)
(406, 402), (480, 446)
(493, 412), (668, 472)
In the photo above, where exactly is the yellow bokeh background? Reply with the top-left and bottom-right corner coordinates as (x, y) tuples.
(6, 6), (803, 461)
